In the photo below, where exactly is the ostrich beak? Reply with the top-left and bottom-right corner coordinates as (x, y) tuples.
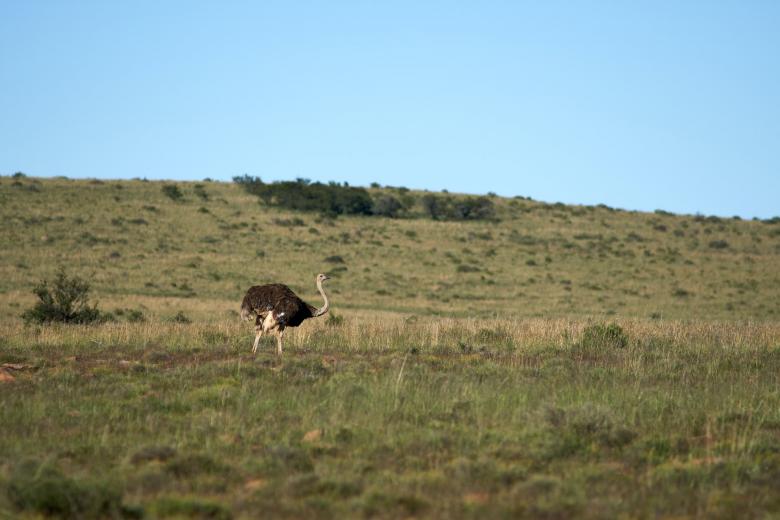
(323, 275), (331, 281)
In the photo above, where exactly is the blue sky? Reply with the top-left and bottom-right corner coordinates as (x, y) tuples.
(1, 1), (778, 218)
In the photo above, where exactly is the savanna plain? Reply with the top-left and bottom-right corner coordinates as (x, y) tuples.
(1, 176), (779, 519)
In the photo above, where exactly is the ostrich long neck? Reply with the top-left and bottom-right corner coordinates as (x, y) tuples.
(313, 279), (330, 317)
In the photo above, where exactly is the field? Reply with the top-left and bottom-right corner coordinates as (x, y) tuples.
(1, 176), (779, 518)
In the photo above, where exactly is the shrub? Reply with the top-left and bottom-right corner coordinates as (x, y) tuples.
(7, 460), (125, 518)
(161, 184), (184, 201)
(193, 183), (209, 200)
(234, 176), (373, 216)
(421, 194), (495, 221)
(126, 309), (146, 323)
(421, 194), (446, 220)
(581, 323), (628, 349)
(450, 197), (495, 220)
(544, 404), (636, 457)
(709, 240), (729, 249)
(21, 268), (105, 324)
(169, 311), (191, 324)
(273, 217), (306, 227)
(153, 497), (230, 520)
(372, 194), (403, 218)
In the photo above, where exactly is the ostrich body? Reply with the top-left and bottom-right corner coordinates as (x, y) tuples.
(240, 273), (330, 354)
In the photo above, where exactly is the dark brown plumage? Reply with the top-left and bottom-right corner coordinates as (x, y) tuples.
(241, 273), (330, 355)
(241, 283), (317, 327)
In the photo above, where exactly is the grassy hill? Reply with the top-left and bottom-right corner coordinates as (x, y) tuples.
(1, 175), (778, 324)
(1, 175), (779, 518)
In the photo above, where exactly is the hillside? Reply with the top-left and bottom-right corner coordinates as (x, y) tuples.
(1, 175), (778, 323)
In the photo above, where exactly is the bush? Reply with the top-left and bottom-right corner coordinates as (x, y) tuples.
(169, 311), (191, 324)
(126, 309), (146, 323)
(372, 194), (403, 218)
(7, 460), (125, 518)
(153, 497), (230, 520)
(234, 176), (373, 216)
(21, 268), (105, 324)
(421, 194), (495, 221)
(161, 184), (184, 201)
(193, 183), (209, 201)
(273, 217), (306, 227)
(421, 194), (447, 220)
(581, 323), (628, 349)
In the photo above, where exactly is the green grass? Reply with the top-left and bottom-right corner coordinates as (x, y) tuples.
(1, 176), (779, 517)
(1, 319), (779, 518)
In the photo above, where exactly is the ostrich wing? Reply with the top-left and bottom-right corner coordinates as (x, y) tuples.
(241, 284), (316, 326)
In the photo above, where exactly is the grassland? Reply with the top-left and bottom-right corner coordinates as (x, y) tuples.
(1, 176), (779, 518)
(1, 175), (779, 323)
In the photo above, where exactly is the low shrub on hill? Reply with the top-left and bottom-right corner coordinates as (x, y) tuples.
(235, 176), (495, 221)
(421, 193), (495, 221)
(372, 194), (403, 218)
(161, 184), (184, 201)
(21, 268), (107, 324)
(234, 176), (373, 216)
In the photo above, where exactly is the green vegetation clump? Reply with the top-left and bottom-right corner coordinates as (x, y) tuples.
(709, 239), (729, 249)
(235, 175), (496, 221)
(161, 184), (184, 201)
(169, 311), (191, 324)
(152, 497), (230, 520)
(581, 323), (628, 349)
(421, 193), (495, 221)
(234, 176), (373, 216)
(372, 194), (403, 218)
(21, 268), (105, 324)
(7, 460), (127, 518)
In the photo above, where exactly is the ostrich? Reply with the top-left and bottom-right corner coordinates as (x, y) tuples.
(240, 273), (331, 355)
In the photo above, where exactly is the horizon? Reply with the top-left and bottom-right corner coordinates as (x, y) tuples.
(2, 2), (778, 219)
(7, 171), (775, 221)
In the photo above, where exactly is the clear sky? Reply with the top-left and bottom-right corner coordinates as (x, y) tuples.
(1, 1), (778, 218)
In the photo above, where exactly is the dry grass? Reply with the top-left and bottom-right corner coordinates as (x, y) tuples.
(1, 176), (779, 324)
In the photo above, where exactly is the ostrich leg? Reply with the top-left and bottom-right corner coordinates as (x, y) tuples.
(252, 326), (263, 353)
(276, 328), (285, 355)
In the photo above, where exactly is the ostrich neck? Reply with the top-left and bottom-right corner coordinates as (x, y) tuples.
(314, 279), (330, 317)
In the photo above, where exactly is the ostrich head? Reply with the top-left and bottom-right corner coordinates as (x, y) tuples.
(317, 273), (330, 284)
